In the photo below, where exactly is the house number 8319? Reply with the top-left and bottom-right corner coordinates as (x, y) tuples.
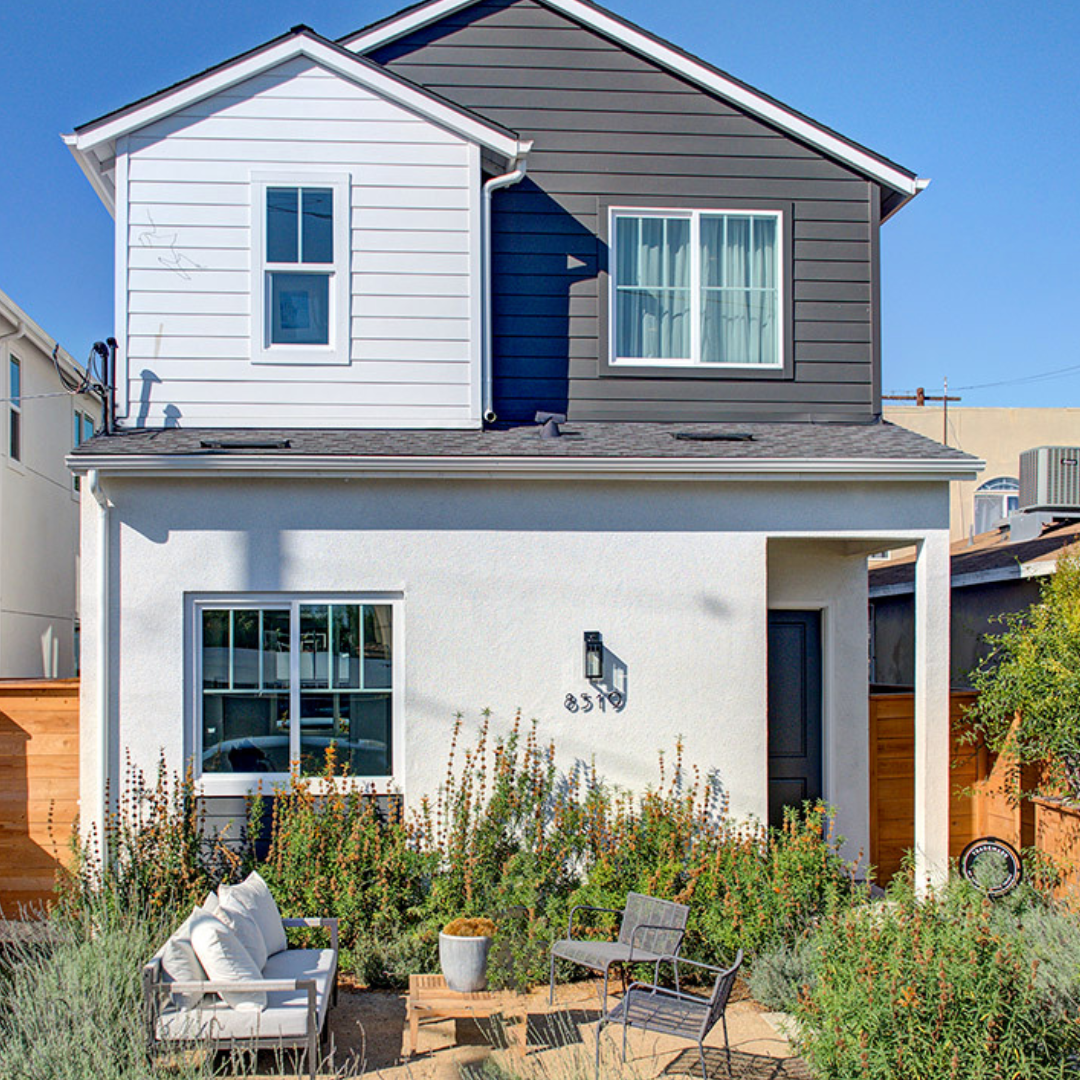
(565, 691), (624, 712)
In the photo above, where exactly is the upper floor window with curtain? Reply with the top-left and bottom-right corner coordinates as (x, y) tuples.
(611, 209), (781, 368)
(251, 174), (349, 365)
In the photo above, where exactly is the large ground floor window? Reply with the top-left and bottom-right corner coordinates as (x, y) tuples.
(196, 596), (396, 784)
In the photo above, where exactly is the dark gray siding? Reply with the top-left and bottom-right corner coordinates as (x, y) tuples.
(370, 0), (885, 423)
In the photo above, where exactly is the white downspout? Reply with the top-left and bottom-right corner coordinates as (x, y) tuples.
(481, 153), (529, 424)
(0, 320), (26, 346)
(88, 469), (110, 861)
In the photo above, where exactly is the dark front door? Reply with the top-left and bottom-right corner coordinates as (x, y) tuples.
(767, 610), (823, 829)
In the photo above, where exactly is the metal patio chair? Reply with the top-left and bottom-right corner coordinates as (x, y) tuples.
(596, 951), (744, 1079)
(548, 892), (689, 1006)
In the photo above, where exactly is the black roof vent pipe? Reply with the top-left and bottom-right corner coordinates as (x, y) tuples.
(535, 411), (566, 438)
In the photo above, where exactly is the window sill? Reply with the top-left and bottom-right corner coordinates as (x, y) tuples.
(197, 774), (397, 798)
(251, 347), (350, 367)
(600, 359), (790, 381)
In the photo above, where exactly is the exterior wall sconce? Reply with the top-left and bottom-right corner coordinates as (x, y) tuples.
(584, 631), (603, 681)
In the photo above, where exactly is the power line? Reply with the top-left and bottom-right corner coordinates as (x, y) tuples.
(949, 362), (1080, 393)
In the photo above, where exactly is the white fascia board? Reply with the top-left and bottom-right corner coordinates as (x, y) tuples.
(869, 556), (1059, 599)
(63, 137), (116, 217)
(68, 454), (982, 482)
(343, 0), (922, 197)
(68, 36), (526, 160)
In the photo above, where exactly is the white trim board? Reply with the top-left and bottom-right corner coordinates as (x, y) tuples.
(341, 0), (925, 202)
(68, 453), (984, 483)
(64, 29), (531, 214)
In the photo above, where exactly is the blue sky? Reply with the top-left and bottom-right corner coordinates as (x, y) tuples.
(2, 0), (1078, 406)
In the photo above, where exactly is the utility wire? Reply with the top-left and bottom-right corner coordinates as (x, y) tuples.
(950, 362), (1080, 393)
(886, 359), (1080, 398)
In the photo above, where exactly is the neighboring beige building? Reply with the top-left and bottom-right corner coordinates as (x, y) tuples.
(885, 406), (1080, 541)
(0, 289), (102, 677)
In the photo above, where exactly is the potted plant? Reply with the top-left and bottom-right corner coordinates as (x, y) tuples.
(439, 917), (497, 992)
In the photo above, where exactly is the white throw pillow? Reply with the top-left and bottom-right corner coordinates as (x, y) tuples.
(188, 908), (266, 1011)
(218, 872), (287, 957)
(215, 897), (269, 970)
(203, 890), (220, 917)
(161, 907), (208, 1010)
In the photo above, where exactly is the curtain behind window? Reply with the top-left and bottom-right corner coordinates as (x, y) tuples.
(701, 214), (777, 365)
(615, 216), (690, 359)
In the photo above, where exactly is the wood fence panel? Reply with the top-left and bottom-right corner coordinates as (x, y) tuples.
(869, 691), (980, 885)
(0, 680), (79, 913)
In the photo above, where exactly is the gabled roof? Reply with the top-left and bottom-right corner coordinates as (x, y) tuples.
(64, 25), (530, 215)
(341, 0), (927, 217)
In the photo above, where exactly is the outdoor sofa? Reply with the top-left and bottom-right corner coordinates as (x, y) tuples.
(142, 872), (338, 1080)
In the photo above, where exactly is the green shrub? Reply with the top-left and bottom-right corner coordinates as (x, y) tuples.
(0, 900), (209, 1080)
(61, 713), (867, 991)
(746, 937), (817, 1011)
(794, 879), (1080, 1079)
(967, 552), (1080, 800)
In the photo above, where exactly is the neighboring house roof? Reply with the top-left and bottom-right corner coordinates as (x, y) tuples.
(69, 421), (981, 480)
(342, 0), (926, 216)
(64, 25), (530, 215)
(869, 519), (1080, 598)
(0, 287), (94, 389)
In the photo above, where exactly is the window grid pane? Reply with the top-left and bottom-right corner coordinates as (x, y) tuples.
(299, 602), (392, 777)
(301, 189), (333, 264)
(266, 187), (299, 263)
(201, 607), (291, 775)
(614, 215), (691, 360)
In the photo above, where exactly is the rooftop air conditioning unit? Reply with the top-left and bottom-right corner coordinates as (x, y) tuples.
(1019, 446), (1080, 512)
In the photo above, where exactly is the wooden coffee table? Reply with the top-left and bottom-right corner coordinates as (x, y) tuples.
(406, 974), (530, 1058)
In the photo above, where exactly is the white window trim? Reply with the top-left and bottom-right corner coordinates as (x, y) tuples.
(191, 592), (404, 796)
(608, 205), (784, 370)
(250, 173), (351, 366)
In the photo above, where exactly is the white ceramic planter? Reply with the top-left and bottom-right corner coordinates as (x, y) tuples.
(439, 931), (492, 992)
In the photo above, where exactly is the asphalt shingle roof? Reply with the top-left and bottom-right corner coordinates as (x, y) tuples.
(70, 420), (977, 462)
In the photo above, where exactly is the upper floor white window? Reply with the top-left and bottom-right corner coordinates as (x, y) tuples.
(8, 355), (21, 461)
(251, 174), (350, 365)
(610, 208), (782, 368)
(72, 409), (94, 490)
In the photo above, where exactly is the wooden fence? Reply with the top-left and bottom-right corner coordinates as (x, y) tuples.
(0, 680), (79, 912)
(869, 691), (1041, 885)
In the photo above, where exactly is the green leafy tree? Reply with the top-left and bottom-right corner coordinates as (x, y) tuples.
(967, 551), (1080, 800)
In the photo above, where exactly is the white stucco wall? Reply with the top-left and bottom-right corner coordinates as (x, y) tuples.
(79, 475), (949, 852)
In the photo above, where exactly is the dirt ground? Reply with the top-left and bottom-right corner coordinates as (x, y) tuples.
(316, 978), (813, 1080)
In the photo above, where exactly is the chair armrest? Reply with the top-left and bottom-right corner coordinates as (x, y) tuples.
(628, 922), (686, 961)
(566, 905), (622, 939)
(625, 981), (708, 1006)
(166, 977), (317, 996)
(282, 916), (339, 953)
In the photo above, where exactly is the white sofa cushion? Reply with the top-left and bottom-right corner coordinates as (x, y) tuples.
(156, 948), (335, 1042)
(160, 907), (208, 1009)
(188, 908), (266, 1012)
(218, 872), (287, 957)
(215, 899), (269, 971)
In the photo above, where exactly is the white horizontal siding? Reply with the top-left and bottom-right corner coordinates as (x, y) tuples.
(122, 55), (480, 429)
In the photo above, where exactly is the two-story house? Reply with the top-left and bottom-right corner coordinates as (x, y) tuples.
(65, 0), (980, 883)
(0, 287), (101, 678)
